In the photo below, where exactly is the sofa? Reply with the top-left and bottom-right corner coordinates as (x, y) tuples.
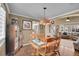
(61, 32), (71, 39)
(73, 38), (79, 50)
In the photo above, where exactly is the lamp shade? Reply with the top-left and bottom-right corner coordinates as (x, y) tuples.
(40, 18), (52, 25)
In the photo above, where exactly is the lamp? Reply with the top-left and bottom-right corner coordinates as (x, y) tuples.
(66, 17), (70, 22)
(40, 7), (51, 25)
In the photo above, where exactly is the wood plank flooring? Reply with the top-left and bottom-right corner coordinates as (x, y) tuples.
(15, 39), (79, 56)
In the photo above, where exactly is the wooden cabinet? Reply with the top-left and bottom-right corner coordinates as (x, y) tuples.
(6, 24), (20, 55)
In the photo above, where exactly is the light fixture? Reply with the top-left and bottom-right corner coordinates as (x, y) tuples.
(40, 7), (47, 25)
(66, 17), (70, 22)
(40, 7), (54, 25)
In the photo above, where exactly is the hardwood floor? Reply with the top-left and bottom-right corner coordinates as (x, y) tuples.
(15, 45), (34, 56)
(15, 39), (79, 56)
(15, 44), (79, 56)
(74, 50), (79, 56)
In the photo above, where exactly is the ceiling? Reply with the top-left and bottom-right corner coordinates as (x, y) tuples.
(7, 3), (79, 19)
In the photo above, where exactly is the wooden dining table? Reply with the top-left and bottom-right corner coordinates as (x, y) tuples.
(31, 35), (60, 56)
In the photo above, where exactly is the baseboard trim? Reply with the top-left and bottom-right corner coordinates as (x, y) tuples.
(22, 43), (30, 47)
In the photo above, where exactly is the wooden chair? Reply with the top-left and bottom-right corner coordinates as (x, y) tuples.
(36, 38), (60, 56)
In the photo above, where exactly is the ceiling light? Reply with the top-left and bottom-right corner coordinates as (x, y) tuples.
(66, 19), (70, 21)
(66, 17), (70, 22)
(40, 7), (54, 25)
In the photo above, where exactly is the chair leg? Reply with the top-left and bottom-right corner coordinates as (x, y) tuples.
(54, 50), (60, 56)
(55, 50), (60, 56)
(57, 51), (60, 56)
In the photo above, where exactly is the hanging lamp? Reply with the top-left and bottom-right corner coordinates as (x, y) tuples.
(40, 7), (50, 25)
(40, 7), (54, 25)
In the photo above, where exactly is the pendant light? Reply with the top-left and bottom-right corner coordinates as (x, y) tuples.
(40, 7), (54, 25)
(40, 7), (50, 25)
(44, 7), (47, 19)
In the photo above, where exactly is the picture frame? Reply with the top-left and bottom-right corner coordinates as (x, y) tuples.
(23, 20), (32, 30)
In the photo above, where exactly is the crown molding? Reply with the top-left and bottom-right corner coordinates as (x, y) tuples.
(52, 9), (79, 20)
(0, 3), (1, 7)
(10, 12), (37, 20)
(4, 3), (10, 13)
(60, 14), (79, 18)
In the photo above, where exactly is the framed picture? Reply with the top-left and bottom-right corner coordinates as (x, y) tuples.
(23, 20), (31, 29)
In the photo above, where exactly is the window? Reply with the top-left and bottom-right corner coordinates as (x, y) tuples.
(0, 7), (6, 40)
